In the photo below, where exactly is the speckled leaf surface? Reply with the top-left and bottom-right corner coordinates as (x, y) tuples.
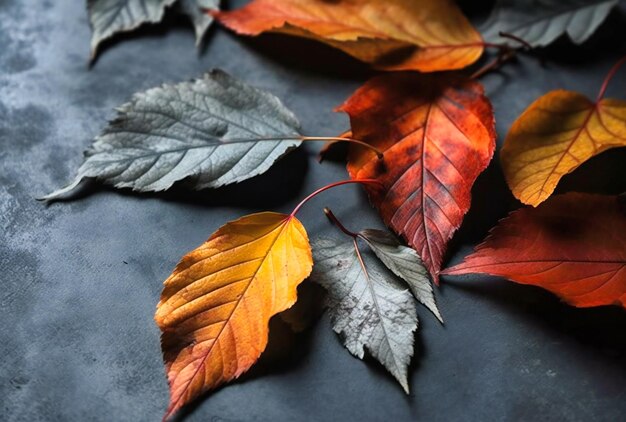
(312, 236), (418, 393)
(42, 70), (301, 200)
(482, 0), (618, 47)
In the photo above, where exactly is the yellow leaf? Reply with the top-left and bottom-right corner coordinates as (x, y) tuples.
(501, 90), (626, 206)
(155, 212), (313, 419)
(213, 0), (484, 72)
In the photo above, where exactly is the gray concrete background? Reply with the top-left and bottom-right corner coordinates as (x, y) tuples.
(1, 1), (625, 421)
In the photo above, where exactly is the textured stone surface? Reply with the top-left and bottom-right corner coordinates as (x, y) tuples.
(1, 0), (625, 421)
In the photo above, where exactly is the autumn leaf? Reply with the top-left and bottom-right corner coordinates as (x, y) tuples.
(88, 0), (177, 58)
(360, 229), (442, 323)
(40, 70), (301, 201)
(442, 193), (626, 309)
(339, 73), (496, 283)
(178, 0), (220, 46)
(155, 212), (313, 419)
(212, 0), (484, 72)
(501, 59), (626, 206)
(311, 236), (419, 393)
(481, 0), (618, 48)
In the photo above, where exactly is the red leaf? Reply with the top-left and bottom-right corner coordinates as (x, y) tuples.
(442, 193), (626, 309)
(339, 73), (496, 283)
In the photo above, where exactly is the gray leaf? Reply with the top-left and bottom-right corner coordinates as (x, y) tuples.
(178, 0), (219, 46)
(311, 237), (418, 393)
(87, 0), (177, 58)
(481, 0), (618, 47)
(41, 70), (301, 201)
(359, 229), (443, 324)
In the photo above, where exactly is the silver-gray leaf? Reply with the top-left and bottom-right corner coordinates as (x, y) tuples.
(41, 70), (301, 200)
(359, 229), (443, 324)
(87, 0), (177, 58)
(312, 237), (418, 393)
(481, 0), (618, 47)
(178, 0), (219, 46)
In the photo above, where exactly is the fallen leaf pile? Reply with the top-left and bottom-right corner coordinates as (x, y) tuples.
(43, 0), (626, 419)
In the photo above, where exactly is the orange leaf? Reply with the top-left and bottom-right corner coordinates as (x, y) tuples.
(442, 193), (626, 309)
(212, 0), (484, 72)
(501, 90), (626, 206)
(155, 212), (312, 419)
(339, 73), (496, 283)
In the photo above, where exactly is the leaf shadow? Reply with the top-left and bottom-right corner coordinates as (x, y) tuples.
(556, 147), (626, 195)
(446, 156), (516, 266)
(221, 31), (375, 81)
(47, 147), (310, 209)
(443, 276), (626, 355)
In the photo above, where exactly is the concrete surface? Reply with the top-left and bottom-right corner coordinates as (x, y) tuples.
(1, 0), (625, 421)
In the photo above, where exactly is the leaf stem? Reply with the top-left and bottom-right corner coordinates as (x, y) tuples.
(471, 33), (533, 80)
(596, 55), (626, 102)
(470, 48), (517, 79)
(302, 136), (383, 158)
(323, 207), (358, 238)
(220, 135), (383, 158)
(497, 32), (532, 50)
(289, 179), (380, 218)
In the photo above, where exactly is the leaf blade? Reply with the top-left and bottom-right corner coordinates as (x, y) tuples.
(442, 193), (626, 309)
(312, 236), (418, 393)
(340, 73), (496, 283)
(42, 70), (301, 200)
(88, 0), (177, 58)
(481, 0), (618, 47)
(178, 0), (220, 46)
(360, 229), (442, 323)
(156, 212), (313, 419)
(501, 90), (626, 206)
(213, 0), (483, 72)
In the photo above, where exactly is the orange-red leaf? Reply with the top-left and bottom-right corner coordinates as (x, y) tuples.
(212, 0), (484, 72)
(340, 73), (496, 283)
(501, 90), (626, 206)
(442, 193), (626, 309)
(155, 212), (312, 419)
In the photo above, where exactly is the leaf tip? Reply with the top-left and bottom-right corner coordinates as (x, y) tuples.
(399, 377), (410, 395)
(38, 177), (85, 203)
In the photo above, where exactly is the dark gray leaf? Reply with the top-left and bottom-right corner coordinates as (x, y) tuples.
(481, 0), (618, 47)
(41, 70), (301, 200)
(312, 237), (418, 393)
(360, 229), (443, 323)
(87, 0), (177, 58)
(178, 0), (219, 46)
